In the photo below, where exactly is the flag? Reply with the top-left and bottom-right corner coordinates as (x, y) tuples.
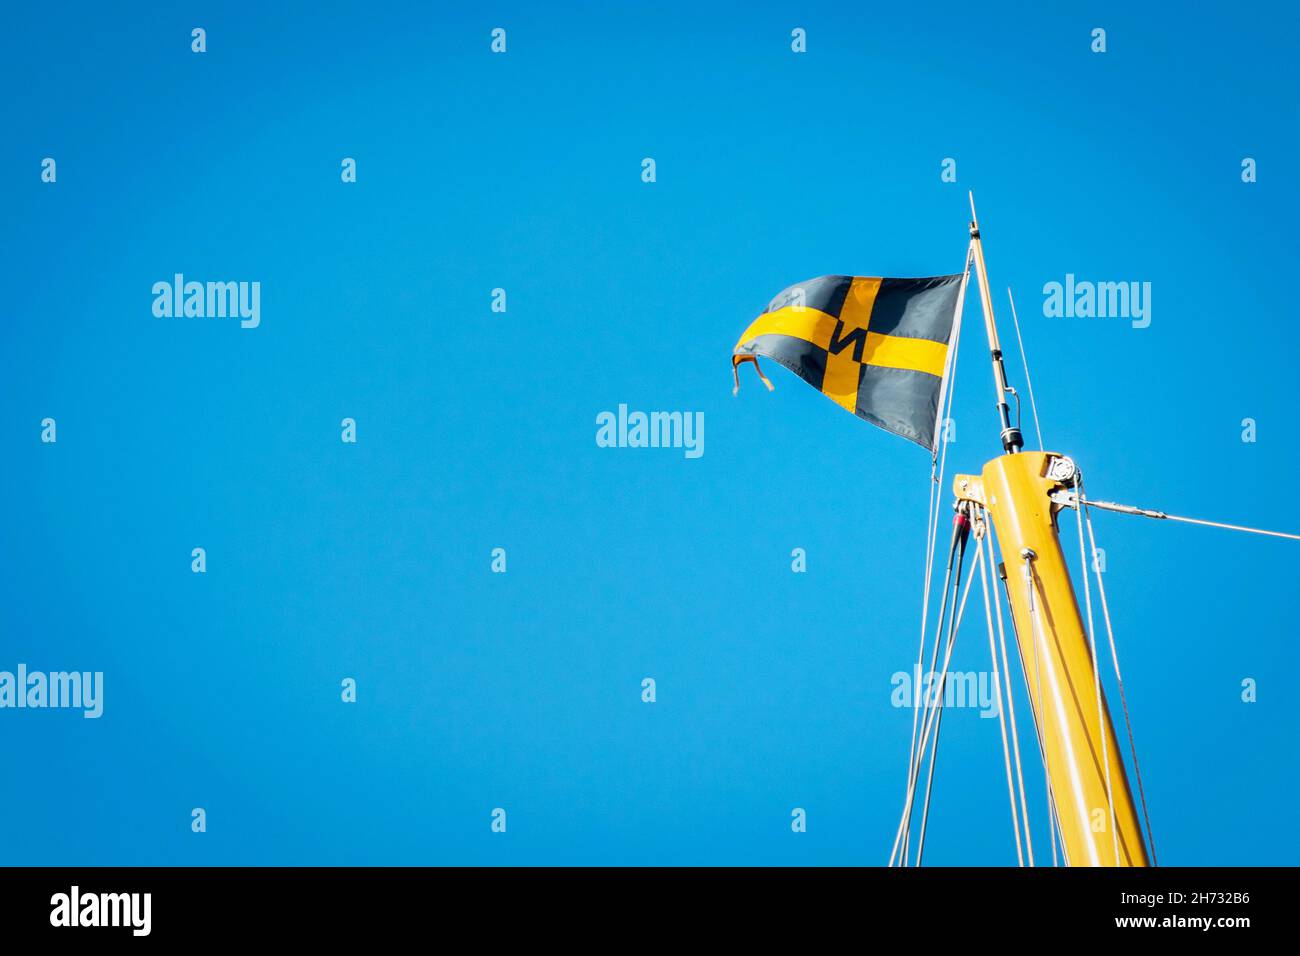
(732, 273), (965, 451)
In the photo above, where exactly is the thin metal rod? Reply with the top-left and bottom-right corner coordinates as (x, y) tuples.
(967, 193), (1023, 453)
(1006, 287), (1043, 450)
(1082, 498), (1300, 542)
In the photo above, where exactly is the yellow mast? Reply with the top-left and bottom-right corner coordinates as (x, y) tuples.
(955, 202), (1148, 866)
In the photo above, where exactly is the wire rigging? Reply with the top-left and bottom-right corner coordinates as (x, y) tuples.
(1022, 552), (1065, 866)
(1074, 477), (1120, 865)
(899, 247), (972, 866)
(889, 513), (980, 866)
(982, 517), (1035, 865)
(896, 514), (963, 865)
(1005, 287), (1043, 450)
(912, 533), (984, 865)
(893, 520), (960, 865)
(1081, 493), (1159, 865)
(1080, 498), (1300, 542)
(975, 508), (1024, 865)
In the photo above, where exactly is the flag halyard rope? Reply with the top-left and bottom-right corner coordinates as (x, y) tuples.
(975, 507), (1025, 865)
(898, 245), (970, 866)
(911, 531), (984, 866)
(890, 512), (980, 866)
(983, 515), (1036, 865)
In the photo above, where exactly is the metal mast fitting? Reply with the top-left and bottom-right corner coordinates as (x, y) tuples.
(954, 453), (1148, 866)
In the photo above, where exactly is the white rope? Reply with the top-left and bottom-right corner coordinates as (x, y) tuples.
(975, 510), (1023, 865)
(904, 466), (943, 860)
(929, 243), (972, 459)
(896, 518), (959, 866)
(902, 514), (967, 864)
(1022, 554), (1061, 866)
(1082, 494), (1159, 865)
(983, 517), (1035, 866)
(1024, 550), (1102, 865)
(1049, 794), (1068, 866)
(889, 532), (981, 866)
(1074, 478), (1120, 865)
(911, 538), (984, 865)
(899, 245), (970, 865)
(1005, 286), (1043, 450)
(911, 704), (946, 866)
(904, 469), (940, 849)
(890, 532), (965, 866)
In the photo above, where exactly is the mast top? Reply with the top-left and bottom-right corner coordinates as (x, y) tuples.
(964, 194), (1023, 454)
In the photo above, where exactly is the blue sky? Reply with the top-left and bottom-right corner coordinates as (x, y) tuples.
(2, 2), (1297, 865)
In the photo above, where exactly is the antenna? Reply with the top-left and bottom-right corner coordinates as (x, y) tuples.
(1006, 287), (1044, 450)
